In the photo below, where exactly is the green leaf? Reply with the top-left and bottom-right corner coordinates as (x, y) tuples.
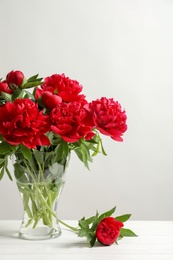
(74, 142), (91, 169)
(115, 214), (131, 223)
(82, 142), (93, 162)
(89, 235), (96, 247)
(78, 229), (89, 237)
(46, 132), (54, 144)
(10, 145), (18, 152)
(23, 90), (35, 100)
(74, 147), (83, 161)
(0, 155), (13, 181)
(0, 142), (11, 154)
(14, 162), (26, 180)
(0, 158), (5, 164)
(55, 143), (64, 162)
(33, 149), (44, 165)
(77, 216), (97, 247)
(90, 211), (99, 231)
(120, 228), (138, 237)
(80, 146), (89, 168)
(0, 167), (4, 180)
(12, 89), (24, 101)
(84, 232), (96, 246)
(22, 81), (43, 89)
(78, 218), (89, 230)
(20, 144), (32, 161)
(27, 74), (40, 82)
(117, 234), (124, 241)
(98, 206), (116, 222)
(91, 141), (100, 157)
(0, 91), (12, 102)
(62, 141), (70, 157)
(85, 216), (96, 225)
(100, 138), (107, 156)
(5, 165), (12, 181)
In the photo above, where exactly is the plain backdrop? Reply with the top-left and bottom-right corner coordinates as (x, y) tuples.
(0, 0), (173, 221)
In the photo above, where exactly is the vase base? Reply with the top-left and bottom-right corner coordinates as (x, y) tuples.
(19, 226), (62, 240)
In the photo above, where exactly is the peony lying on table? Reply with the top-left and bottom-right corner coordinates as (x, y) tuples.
(0, 70), (136, 243)
(59, 207), (137, 247)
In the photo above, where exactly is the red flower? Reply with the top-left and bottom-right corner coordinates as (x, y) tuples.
(96, 217), (124, 246)
(0, 81), (12, 94)
(50, 102), (94, 143)
(41, 91), (62, 109)
(35, 73), (86, 104)
(6, 70), (24, 87)
(88, 97), (127, 141)
(0, 98), (50, 149)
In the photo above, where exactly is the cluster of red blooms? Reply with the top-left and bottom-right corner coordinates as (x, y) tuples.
(0, 70), (127, 149)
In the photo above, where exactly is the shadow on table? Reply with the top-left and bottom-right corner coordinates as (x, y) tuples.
(60, 241), (107, 249)
(0, 230), (19, 239)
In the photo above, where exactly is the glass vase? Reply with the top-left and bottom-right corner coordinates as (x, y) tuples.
(13, 150), (68, 240)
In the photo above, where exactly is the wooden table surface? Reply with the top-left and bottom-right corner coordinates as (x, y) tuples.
(0, 220), (173, 260)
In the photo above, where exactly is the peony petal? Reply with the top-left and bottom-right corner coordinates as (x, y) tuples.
(61, 136), (79, 143)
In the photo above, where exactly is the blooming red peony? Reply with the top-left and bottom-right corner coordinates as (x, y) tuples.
(0, 81), (12, 94)
(96, 217), (124, 246)
(6, 70), (24, 88)
(50, 102), (95, 143)
(88, 97), (127, 141)
(0, 98), (50, 149)
(35, 73), (86, 104)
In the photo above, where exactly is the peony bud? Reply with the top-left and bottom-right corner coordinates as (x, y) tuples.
(6, 70), (24, 88)
(0, 81), (13, 94)
(41, 91), (62, 109)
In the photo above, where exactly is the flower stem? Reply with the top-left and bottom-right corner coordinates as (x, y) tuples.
(58, 219), (79, 232)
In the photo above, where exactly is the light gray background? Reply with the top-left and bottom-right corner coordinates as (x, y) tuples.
(0, 0), (173, 220)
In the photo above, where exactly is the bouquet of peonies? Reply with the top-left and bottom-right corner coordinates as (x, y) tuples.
(0, 70), (136, 245)
(0, 70), (127, 179)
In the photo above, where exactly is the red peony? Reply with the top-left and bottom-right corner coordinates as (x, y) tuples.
(88, 97), (127, 141)
(0, 81), (13, 94)
(50, 102), (95, 143)
(0, 98), (50, 148)
(35, 73), (86, 104)
(96, 217), (124, 246)
(6, 70), (24, 87)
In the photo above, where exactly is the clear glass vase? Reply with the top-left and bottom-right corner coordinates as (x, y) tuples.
(13, 150), (68, 240)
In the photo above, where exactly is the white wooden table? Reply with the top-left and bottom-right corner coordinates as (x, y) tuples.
(0, 221), (173, 260)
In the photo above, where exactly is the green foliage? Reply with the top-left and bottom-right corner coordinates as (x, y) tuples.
(0, 141), (12, 154)
(20, 144), (32, 161)
(14, 161), (26, 180)
(0, 128), (106, 181)
(0, 92), (12, 102)
(98, 207), (116, 222)
(0, 141), (14, 180)
(115, 214), (132, 222)
(21, 74), (43, 89)
(73, 132), (106, 169)
(120, 228), (137, 237)
(11, 89), (24, 101)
